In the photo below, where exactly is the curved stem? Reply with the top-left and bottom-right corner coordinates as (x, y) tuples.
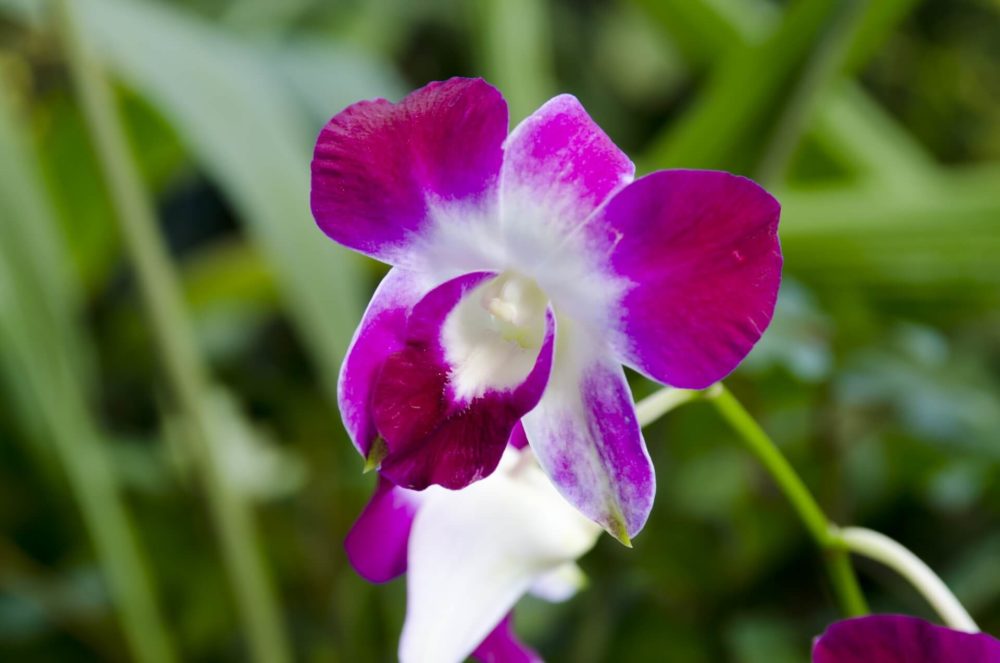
(837, 527), (978, 632)
(704, 385), (868, 617)
(637, 385), (869, 615)
(706, 386), (831, 545)
(635, 387), (701, 427)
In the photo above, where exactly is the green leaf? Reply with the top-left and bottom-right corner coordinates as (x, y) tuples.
(633, 0), (926, 185)
(0, 76), (177, 663)
(73, 0), (402, 395)
(640, 0), (842, 173)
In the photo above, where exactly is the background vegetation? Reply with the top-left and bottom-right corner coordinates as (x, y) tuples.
(0, 0), (998, 660)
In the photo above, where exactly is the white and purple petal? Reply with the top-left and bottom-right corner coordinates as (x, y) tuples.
(311, 78), (507, 266)
(812, 615), (1000, 663)
(501, 94), (634, 233)
(497, 95), (635, 334)
(373, 272), (555, 490)
(595, 169), (782, 389)
(343, 477), (422, 583)
(521, 321), (654, 542)
(399, 447), (601, 663)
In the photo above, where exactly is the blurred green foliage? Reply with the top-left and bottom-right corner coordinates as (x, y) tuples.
(0, 0), (998, 661)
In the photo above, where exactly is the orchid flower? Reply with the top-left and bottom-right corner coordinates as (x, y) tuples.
(312, 78), (782, 541)
(345, 441), (602, 663)
(813, 615), (1000, 662)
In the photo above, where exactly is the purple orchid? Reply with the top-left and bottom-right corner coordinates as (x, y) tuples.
(813, 615), (1000, 662)
(345, 442), (601, 663)
(312, 77), (782, 540)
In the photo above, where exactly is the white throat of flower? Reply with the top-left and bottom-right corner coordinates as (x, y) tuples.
(442, 272), (548, 401)
(482, 272), (547, 348)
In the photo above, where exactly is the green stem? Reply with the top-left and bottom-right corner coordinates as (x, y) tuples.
(638, 386), (871, 617)
(706, 386), (829, 544)
(704, 385), (868, 617)
(824, 541), (871, 618)
(53, 3), (291, 662)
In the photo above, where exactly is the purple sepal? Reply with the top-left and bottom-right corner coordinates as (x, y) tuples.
(344, 477), (421, 583)
(473, 613), (542, 663)
(523, 346), (654, 542)
(597, 169), (782, 389)
(311, 78), (507, 265)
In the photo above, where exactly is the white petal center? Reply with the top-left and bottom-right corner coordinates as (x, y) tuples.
(441, 272), (548, 402)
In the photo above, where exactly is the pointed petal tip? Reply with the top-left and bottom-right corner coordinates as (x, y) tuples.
(604, 508), (633, 547)
(363, 437), (388, 473)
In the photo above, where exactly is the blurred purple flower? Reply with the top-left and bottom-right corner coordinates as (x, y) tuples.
(813, 615), (1000, 662)
(312, 77), (782, 540)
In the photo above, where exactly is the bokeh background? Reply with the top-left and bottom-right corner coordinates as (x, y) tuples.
(1, 0), (999, 661)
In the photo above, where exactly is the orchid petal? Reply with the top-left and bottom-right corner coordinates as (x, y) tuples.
(337, 268), (432, 456)
(311, 78), (507, 266)
(472, 613), (542, 663)
(501, 94), (633, 235)
(374, 273), (555, 490)
(521, 321), (654, 542)
(813, 615), (1000, 663)
(400, 448), (601, 663)
(596, 170), (782, 389)
(344, 477), (422, 583)
(529, 562), (587, 603)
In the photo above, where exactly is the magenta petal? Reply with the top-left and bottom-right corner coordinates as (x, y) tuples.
(338, 268), (431, 456)
(813, 615), (1000, 663)
(472, 613), (541, 663)
(373, 272), (556, 490)
(502, 94), (633, 235)
(311, 77), (507, 264)
(508, 422), (529, 450)
(597, 169), (782, 389)
(344, 477), (422, 583)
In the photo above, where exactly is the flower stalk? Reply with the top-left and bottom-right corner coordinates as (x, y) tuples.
(52, 2), (291, 661)
(640, 384), (869, 617)
(704, 385), (869, 616)
(836, 526), (978, 632)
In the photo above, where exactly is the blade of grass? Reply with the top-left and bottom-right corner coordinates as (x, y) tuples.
(0, 78), (176, 663)
(52, 2), (292, 661)
(754, 0), (871, 184)
(640, 0), (841, 172)
(632, 0), (927, 186)
(476, 0), (556, 123)
(71, 0), (400, 396)
(778, 164), (1000, 296)
(809, 82), (938, 191)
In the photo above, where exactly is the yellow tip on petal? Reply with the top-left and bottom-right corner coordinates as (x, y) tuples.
(363, 437), (388, 474)
(604, 507), (632, 547)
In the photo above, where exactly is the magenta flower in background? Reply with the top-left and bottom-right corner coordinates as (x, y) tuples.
(813, 615), (1000, 662)
(312, 77), (782, 540)
(345, 442), (601, 663)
